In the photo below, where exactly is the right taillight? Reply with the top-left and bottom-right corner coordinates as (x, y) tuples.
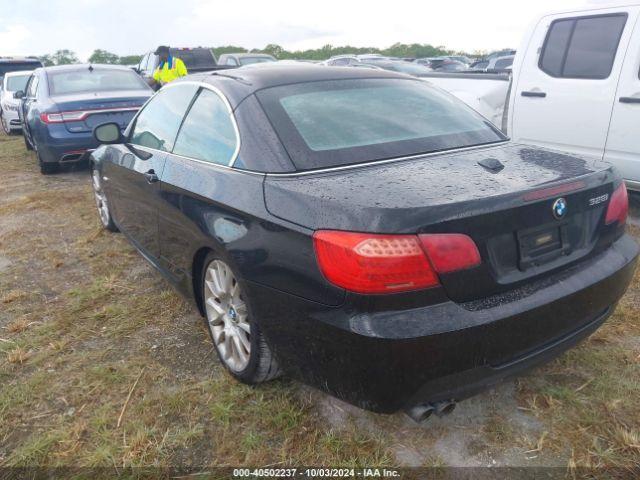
(605, 183), (628, 226)
(313, 230), (481, 294)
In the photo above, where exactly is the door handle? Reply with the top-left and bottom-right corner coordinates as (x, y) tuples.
(619, 96), (640, 104)
(143, 169), (159, 183)
(521, 91), (547, 98)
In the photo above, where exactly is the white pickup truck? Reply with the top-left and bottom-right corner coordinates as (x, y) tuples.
(427, 2), (640, 191)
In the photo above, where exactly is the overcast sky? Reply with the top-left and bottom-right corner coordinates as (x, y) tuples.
(0, 0), (616, 60)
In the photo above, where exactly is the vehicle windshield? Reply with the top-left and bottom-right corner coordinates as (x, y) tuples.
(240, 56), (276, 65)
(48, 69), (149, 95)
(0, 61), (41, 77)
(258, 78), (505, 171)
(5, 74), (31, 92)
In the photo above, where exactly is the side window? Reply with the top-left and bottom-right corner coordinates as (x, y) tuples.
(129, 84), (198, 152)
(539, 13), (627, 79)
(139, 54), (149, 72)
(495, 58), (513, 69)
(226, 57), (238, 66)
(146, 55), (158, 73)
(172, 88), (238, 165)
(27, 76), (39, 97)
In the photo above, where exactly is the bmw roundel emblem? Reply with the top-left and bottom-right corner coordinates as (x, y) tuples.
(552, 198), (567, 220)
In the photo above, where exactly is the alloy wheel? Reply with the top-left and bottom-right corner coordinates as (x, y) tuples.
(92, 169), (111, 227)
(204, 260), (251, 372)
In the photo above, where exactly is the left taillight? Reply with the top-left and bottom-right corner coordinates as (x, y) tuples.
(605, 183), (628, 226)
(40, 111), (87, 124)
(313, 230), (480, 294)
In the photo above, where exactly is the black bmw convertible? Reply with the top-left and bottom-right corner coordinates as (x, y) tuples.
(89, 65), (638, 421)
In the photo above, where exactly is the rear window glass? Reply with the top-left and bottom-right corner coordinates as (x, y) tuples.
(48, 69), (149, 95)
(0, 61), (41, 77)
(172, 49), (217, 69)
(494, 58), (513, 69)
(257, 78), (504, 171)
(5, 74), (31, 92)
(239, 56), (275, 65)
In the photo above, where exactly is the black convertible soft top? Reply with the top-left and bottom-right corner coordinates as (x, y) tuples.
(183, 64), (408, 109)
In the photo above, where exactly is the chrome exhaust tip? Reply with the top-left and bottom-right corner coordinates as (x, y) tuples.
(405, 403), (435, 423)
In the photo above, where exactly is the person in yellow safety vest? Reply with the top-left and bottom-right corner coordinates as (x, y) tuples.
(152, 46), (188, 87)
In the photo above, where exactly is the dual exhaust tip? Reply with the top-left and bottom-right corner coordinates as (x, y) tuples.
(405, 399), (456, 423)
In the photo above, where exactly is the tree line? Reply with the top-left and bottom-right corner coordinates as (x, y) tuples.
(38, 43), (492, 66)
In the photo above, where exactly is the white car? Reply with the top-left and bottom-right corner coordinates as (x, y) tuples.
(323, 54), (387, 67)
(1, 70), (32, 134)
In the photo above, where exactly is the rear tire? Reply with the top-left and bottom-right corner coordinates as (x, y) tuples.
(38, 151), (58, 175)
(201, 254), (281, 384)
(23, 130), (33, 150)
(1, 114), (10, 135)
(91, 167), (118, 232)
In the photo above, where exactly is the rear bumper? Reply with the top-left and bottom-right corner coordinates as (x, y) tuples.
(248, 234), (638, 413)
(36, 125), (98, 164)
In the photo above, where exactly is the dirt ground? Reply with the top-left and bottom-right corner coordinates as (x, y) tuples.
(1, 131), (639, 474)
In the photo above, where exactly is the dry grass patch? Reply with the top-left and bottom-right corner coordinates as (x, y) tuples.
(0, 133), (639, 471)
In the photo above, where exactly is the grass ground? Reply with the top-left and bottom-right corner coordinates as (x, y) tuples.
(0, 132), (639, 475)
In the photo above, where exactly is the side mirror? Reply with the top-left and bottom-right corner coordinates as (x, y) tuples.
(13, 91), (25, 99)
(93, 122), (123, 144)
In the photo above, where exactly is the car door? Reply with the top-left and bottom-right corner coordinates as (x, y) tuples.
(158, 86), (241, 279)
(102, 83), (199, 260)
(510, 8), (635, 158)
(604, 12), (640, 190)
(21, 73), (39, 144)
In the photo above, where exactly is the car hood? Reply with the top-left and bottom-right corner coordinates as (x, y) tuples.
(263, 143), (613, 232)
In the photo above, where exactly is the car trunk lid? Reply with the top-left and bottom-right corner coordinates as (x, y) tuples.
(264, 143), (620, 302)
(51, 91), (150, 133)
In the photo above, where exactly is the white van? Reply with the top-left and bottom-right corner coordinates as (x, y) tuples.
(508, 2), (640, 191)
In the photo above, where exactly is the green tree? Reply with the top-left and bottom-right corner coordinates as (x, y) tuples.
(212, 45), (247, 60)
(259, 44), (284, 58)
(51, 49), (79, 65)
(88, 49), (119, 64)
(118, 55), (143, 66)
(39, 54), (54, 66)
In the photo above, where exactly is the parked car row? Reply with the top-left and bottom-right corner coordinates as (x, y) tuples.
(323, 52), (514, 74)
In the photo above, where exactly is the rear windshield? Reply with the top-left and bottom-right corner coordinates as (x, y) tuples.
(172, 49), (217, 69)
(0, 61), (41, 77)
(377, 62), (433, 75)
(5, 74), (30, 92)
(257, 78), (505, 171)
(48, 69), (149, 95)
(239, 56), (275, 65)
